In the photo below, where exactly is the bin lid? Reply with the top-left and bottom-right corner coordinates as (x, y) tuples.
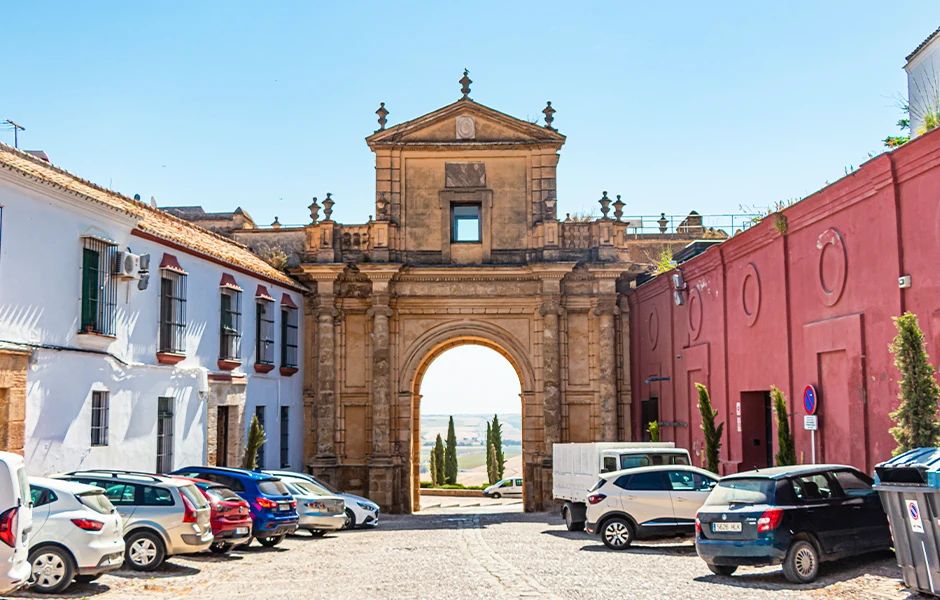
(874, 448), (940, 487)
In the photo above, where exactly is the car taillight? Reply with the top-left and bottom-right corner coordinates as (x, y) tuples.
(695, 517), (701, 533)
(0, 507), (17, 547)
(757, 508), (783, 532)
(587, 494), (606, 505)
(256, 497), (278, 509)
(181, 493), (198, 523)
(71, 518), (105, 531)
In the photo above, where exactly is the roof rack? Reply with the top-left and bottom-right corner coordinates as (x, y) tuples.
(62, 469), (167, 482)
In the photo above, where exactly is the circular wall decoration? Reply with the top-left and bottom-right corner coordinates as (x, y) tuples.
(688, 287), (703, 341)
(648, 308), (659, 350)
(741, 262), (761, 327)
(455, 116), (476, 140)
(816, 228), (847, 307)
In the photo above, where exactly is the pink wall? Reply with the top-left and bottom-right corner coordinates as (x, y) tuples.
(629, 127), (940, 475)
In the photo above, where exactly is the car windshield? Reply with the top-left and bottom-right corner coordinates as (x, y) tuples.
(704, 478), (775, 506)
(310, 477), (340, 495)
(206, 486), (241, 502)
(78, 490), (115, 514)
(179, 484), (210, 509)
(292, 481), (328, 497)
(258, 479), (290, 496)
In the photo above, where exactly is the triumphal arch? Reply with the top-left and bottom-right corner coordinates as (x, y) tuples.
(296, 75), (659, 513)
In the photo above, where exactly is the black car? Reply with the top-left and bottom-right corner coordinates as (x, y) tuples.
(695, 464), (892, 583)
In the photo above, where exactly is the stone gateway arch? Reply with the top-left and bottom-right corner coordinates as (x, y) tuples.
(293, 78), (703, 513)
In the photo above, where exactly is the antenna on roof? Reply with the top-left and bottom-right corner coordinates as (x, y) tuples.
(3, 120), (25, 149)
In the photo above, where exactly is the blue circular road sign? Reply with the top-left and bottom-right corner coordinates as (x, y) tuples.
(803, 385), (817, 415)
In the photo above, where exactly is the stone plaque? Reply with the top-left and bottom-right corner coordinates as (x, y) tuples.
(455, 115), (476, 139)
(445, 162), (485, 188)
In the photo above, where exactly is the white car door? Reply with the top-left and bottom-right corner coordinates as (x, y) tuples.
(617, 471), (675, 530)
(666, 470), (715, 525)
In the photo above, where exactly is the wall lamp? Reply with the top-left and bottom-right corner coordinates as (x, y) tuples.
(644, 376), (671, 384)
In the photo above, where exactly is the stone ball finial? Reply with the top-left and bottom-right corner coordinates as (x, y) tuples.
(272, 216), (281, 229)
(376, 102), (389, 132)
(322, 192), (335, 221)
(658, 212), (669, 234)
(543, 101), (556, 131)
(460, 69), (472, 100)
(308, 197), (320, 224)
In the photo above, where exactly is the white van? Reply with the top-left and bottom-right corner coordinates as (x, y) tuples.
(0, 452), (32, 594)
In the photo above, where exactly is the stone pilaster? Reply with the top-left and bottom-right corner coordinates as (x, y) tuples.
(539, 296), (562, 449)
(595, 297), (618, 442)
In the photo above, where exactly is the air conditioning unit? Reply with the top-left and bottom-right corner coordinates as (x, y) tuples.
(114, 251), (141, 279)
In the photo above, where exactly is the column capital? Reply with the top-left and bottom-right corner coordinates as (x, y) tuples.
(296, 264), (347, 296)
(358, 263), (403, 294)
(367, 306), (394, 318)
(529, 263), (577, 294)
(593, 296), (620, 316)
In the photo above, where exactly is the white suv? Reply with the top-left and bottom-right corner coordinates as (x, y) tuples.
(0, 452), (31, 594)
(585, 465), (718, 550)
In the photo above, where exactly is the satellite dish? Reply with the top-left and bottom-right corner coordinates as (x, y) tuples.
(150, 196), (157, 208)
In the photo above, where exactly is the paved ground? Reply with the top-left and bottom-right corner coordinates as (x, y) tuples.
(17, 500), (923, 600)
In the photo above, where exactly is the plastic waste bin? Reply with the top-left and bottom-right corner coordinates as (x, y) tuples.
(874, 447), (940, 597)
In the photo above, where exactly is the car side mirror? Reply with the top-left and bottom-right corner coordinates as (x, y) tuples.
(709, 481), (718, 489)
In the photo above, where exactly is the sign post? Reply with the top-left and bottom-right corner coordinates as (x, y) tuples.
(803, 385), (818, 464)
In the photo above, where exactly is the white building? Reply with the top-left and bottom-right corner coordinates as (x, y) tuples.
(905, 26), (940, 137)
(0, 142), (307, 476)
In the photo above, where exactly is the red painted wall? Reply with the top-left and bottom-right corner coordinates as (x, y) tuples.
(629, 127), (940, 475)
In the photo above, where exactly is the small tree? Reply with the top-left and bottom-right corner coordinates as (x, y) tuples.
(485, 421), (493, 482)
(889, 312), (940, 455)
(429, 448), (439, 486)
(647, 420), (660, 442)
(433, 434), (445, 485)
(487, 443), (499, 485)
(444, 417), (458, 484)
(242, 414), (267, 470)
(771, 386), (796, 466)
(696, 383), (724, 474)
(655, 247), (674, 274)
(491, 414), (505, 478)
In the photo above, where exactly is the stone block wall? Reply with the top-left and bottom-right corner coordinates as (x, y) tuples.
(0, 350), (29, 455)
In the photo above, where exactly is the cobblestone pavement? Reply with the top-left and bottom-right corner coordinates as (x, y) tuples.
(17, 503), (924, 600)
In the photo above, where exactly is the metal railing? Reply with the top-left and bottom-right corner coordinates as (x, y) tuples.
(609, 214), (753, 236)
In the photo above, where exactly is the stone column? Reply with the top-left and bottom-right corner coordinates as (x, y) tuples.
(302, 295), (318, 465)
(539, 296), (562, 449)
(595, 297), (618, 442)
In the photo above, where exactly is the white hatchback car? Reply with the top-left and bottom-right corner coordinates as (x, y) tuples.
(585, 465), (718, 550)
(26, 477), (125, 593)
(277, 476), (346, 536)
(266, 471), (379, 530)
(0, 451), (32, 595)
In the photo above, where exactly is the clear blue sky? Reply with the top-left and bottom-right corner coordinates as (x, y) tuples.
(4, 2), (938, 228)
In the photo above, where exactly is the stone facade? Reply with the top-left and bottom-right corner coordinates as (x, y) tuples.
(0, 346), (29, 455)
(205, 378), (248, 468)
(294, 85), (708, 513)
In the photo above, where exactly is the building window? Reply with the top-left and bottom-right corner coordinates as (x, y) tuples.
(90, 391), (109, 447)
(281, 306), (298, 368)
(451, 204), (481, 243)
(159, 270), (187, 354)
(220, 288), (242, 360)
(156, 397), (175, 473)
(255, 300), (274, 365)
(80, 237), (118, 335)
(280, 407), (290, 468)
(255, 405), (266, 468)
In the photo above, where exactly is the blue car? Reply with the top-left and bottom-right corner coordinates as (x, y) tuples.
(171, 466), (298, 547)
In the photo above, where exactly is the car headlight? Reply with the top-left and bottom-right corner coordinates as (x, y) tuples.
(357, 501), (377, 511)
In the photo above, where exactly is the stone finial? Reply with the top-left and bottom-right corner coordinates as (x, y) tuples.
(308, 197), (320, 224)
(565, 213), (572, 222)
(459, 69), (472, 99)
(376, 192), (389, 221)
(272, 216), (281, 229)
(658, 212), (669, 234)
(598, 191), (611, 219)
(376, 102), (389, 131)
(613, 195), (625, 221)
(543, 101), (556, 130)
(322, 193), (335, 221)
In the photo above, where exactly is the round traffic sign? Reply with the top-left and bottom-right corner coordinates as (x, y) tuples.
(803, 385), (817, 415)
(910, 502), (920, 520)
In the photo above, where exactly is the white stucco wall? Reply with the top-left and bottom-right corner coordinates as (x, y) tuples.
(906, 36), (940, 137)
(0, 170), (305, 476)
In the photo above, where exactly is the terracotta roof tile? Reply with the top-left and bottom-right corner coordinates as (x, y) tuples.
(907, 26), (940, 62)
(0, 142), (305, 291)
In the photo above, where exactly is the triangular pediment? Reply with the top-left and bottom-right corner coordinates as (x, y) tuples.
(366, 99), (565, 148)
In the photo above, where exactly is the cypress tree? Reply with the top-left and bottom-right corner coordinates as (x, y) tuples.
(429, 447), (438, 486)
(444, 417), (458, 484)
(433, 434), (445, 485)
(696, 383), (724, 474)
(487, 443), (499, 485)
(889, 312), (940, 454)
(771, 386), (796, 466)
(242, 414), (267, 470)
(491, 414), (505, 478)
(485, 421), (493, 481)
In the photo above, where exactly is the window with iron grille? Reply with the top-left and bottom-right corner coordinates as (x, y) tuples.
(156, 397), (175, 473)
(281, 306), (298, 368)
(220, 289), (242, 360)
(255, 405), (266, 468)
(80, 237), (118, 336)
(159, 270), (187, 354)
(90, 391), (109, 447)
(280, 407), (290, 468)
(255, 300), (274, 365)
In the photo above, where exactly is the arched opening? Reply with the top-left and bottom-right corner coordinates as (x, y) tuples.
(417, 344), (523, 509)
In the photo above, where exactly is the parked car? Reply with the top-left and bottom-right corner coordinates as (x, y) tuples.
(483, 478), (523, 499)
(266, 470), (379, 530)
(171, 467), (298, 546)
(586, 465), (718, 550)
(695, 465), (892, 583)
(274, 475), (346, 536)
(26, 477), (124, 593)
(53, 470), (213, 571)
(0, 452), (32, 594)
(172, 477), (252, 554)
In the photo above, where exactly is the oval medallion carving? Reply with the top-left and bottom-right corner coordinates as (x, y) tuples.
(742, 262), (761, 327)
(816, 228), (847, 307)
(688, 287), (703, 341)
(648, 308), (660, 350)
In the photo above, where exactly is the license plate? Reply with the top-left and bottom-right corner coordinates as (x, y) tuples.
(278, 503), (290, 512)
(712, 522), (742, 532)
(235, 527), (249, 535)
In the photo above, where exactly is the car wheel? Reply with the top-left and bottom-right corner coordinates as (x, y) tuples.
(73, 574), (101, 584)
(707, 564), (738, 577)
(257, 534), (285, 547)
(308, 529), (327, 538)
(210, 543), (232, 554)
(492, 492), (502, 499)
(783, 539), (819, 583)
(125, 531), (166, 571)
(29, 546), (76, 594)
(564, 507), (585, 532)
(343, 508), (356, 530)
(601, 517), (634, 550)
